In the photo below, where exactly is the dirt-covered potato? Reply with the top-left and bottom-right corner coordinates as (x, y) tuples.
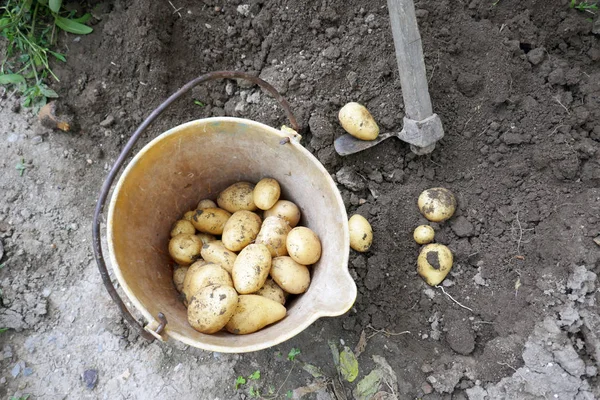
(418, 188), (456, 222)
(196, 232), (217, 245)
(255, 278), (286, 305)
(217, 182), (257, 213)
(197, 199), (217, 209)
(255, 216), (291, 257)
(253, 178), (281, 210)
(264, 200), (301, 228)
(348, 214), (373, 252)
(270, 256), (310, 294)
(200, 240), (237, 274)
(286, 227), (321, 265)
(417, 243), (453, 286)
(183, 210), (196, 221)
(168, 234), (203, 265)
(222, 210), (262, 252)
(338, 102), (380, 141)
(413, 225), (435, 245)
(191, 207), (232, 235)
(232, 243), (272, 294)
(188, 285), (238, 334)
(170, 219), (196, 237)
(173, 266), (189, 293)
(183, 261), (233, 303)
(225, 295), (286, 334)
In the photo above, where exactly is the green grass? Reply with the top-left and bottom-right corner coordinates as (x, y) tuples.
(0, 0), (93, 108)
(570, 0), (599, 11)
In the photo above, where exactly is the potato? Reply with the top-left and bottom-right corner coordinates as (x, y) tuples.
(255, 278), (286, 305)
(286, 227), (321, 265)
(253, 178), (281, 210)
(197, 199), (217, 209)
(270, 256), (310, 294)
(418, 188), (456, 222)
(225, 295), (286, 334)
(183, 210), (196, 221)
(183, 261), (233, 303)
(170, 219), (196, 237)
(255, 216), (291, 257)
(417, 243), (453, 286)
(200, 240), (237, 274)
(191, 207), (231, 235)
(232, 244), (272, 294)
(338, 102), (380, 141)
(413, 225), (435, 245)
(168, 234), (203, 265)
(222, 210), (262, 252)
(264, 200), (301, 228)
(348, 214), (373, 252)
(188, 285), (238, 334)
(217, 182), (257, 213)
(196, 232), (217, 245)
(173, 266), (189, 292)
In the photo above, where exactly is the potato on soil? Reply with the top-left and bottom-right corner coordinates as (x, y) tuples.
(255, 278), (286, 305)
(197, 199), (217, 209)
(170, 219), (196, 237)
(168, 234), (203, 265)
(264, 200), (301, 227)
(232, 243), (272, 294)
(253, 178), (281, 210)
(417, 243), (453, 286)
(338, 102), (380, 141)
(200, 240), (237, 274)
(222, 210), (262, 252)
(255, 216), (291, 257)
(270, 256), (310, 294)
(348, 214), (373, 252)
(217, 182), (257, 213)
(225, 295), (286, 334)
(191, 207), (231, 235)
(183, 261), (233, 303)
(173, 266), (189, 293)
(418, 188), (456, 222)
(188, 285), (238, 334)
(413, 225), (435, 245)
(286, 227), (321, 265)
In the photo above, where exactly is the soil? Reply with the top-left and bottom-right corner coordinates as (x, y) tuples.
(1, 0), (600, 399)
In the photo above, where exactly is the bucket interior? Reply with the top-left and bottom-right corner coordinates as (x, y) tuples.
(107, 118), (355, 352)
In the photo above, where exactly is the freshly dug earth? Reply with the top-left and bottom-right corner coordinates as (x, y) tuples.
(1, 0), (599, 398)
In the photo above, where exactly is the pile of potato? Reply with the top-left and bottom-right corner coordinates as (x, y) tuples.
(168, 179), (322, 335)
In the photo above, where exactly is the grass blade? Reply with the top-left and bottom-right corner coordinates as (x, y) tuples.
(54, 16), (93, 35)
(49, 50), (66, 62)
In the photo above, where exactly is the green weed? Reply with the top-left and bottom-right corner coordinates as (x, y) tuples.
(570, 0), (598, 12)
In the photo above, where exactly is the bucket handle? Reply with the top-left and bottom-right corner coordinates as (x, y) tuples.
(92, 71), (299, 342)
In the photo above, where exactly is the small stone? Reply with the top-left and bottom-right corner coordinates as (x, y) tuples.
(23, 367), (33, 376)
(586, 366), (597, 377)
(236, 4), (250, 16)
(442, 279), (455, 287)
(322, 45), (341, 60)
(548, 68), (566, 86)
(421, 363), (434, 373)
(474, 271), (487, 286)
(83, 369), (98, 390)
(365, 14), (375, 23)
(527, 47), (545, 65)
(423, 288), (435, 299)
(31, 136), (43, 145)
(99, 115), (115, 127)
(245, 91), (260, 104)
(593, 236), (600, 247)
(422, 382), (433, 394)
(451, 216), (475, 237)
(336, 167), (366, 191)
(42, 288), (51, 298)
(11, 362), (22, 378)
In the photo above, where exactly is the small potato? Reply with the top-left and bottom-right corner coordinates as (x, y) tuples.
(183, 261), (233, 302)
(183, 210), (196, 221)
(256, 278), (286, 305)
(418, 188), (456, 222)
(286, 227), (321, 265)
(191, 207), (232, 235)
(222, 211), (262, 252)
(255, 216), (291, 257)
(232, 244), (272, 294)
(348, 214), (373, 252)
(188, 285), (238, 334)
(173, 266), (189, 293)
(417, 243), (453, 286)
(196, 232), (217, 245)
(225, 295), (286, 334)
(270, 256), (310, 294)
(217, 182), (257, 213)
(338, 102), (380, 141)
(168, 234), (203, 265)
(170, 219), (196, 237)
(197, 199), (217, 209)
(264, 200), (301, 228)
(413, 225), (435, 245)
(253, 178), (281, 210)
(201, 240), (237, 274)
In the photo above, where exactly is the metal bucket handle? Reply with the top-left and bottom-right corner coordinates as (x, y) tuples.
(92, 71), (299, 342)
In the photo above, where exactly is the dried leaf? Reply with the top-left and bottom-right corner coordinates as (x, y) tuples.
(291, 381), (328, 399)
(354, 330), (367, 358)
(302, 363), (325, 379)
(340, 347), (359, 382)
(353, 370), (383, 400)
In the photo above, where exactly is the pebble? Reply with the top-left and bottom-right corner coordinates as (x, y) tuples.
(83, 369), (98, 390)
(527, 47), (545, 65)
(23, 367), (33, 376)
(11, 361), (23, 378)
(365, 14), (375, 23)
(442, 279), (455, 287)
(423, 288), (435, 299)
(336, 167), (366, 191)
(422, 382), (433, 394)
(99, 115), (115, 127)
(31, 136), (43, 145)
(323, 45), (341, 60)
